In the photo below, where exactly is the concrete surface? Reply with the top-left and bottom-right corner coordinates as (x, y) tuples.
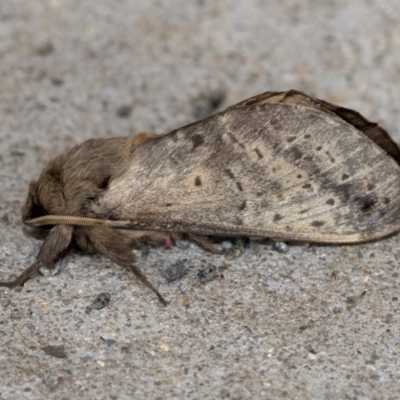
(1, 1), (400, 399)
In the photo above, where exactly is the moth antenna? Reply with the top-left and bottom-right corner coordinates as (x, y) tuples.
(25, 215), (131, 228)
(0, 261), (40, 287)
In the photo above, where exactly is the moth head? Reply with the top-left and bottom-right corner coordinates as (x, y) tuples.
(22, 137), (134, 226)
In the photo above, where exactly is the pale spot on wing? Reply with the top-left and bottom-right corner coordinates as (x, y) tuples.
(182, 167), (210, 190)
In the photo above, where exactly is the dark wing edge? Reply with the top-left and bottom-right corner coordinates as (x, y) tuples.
(227, 89), (400, 165)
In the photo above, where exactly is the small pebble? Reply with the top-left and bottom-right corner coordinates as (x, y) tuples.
(100, 336), (117, 346)
(164, 261), (188, 283)
(383, 314), (394, 324)
(273, 241), (289, 253)
(192, 90), (225, 119)
(34, 42), (54, 56)
(346, 291), (366, 310)
(2, 213), (10, 226)
(332, 305), (343, 313)
(225, 239), (245, 260)
(116, 105), (133, 118)
(42, 345), (67, 359)
(176, 240), (190, 250)
(51, 77), (64, 86)
(91, 292), (111, 310)
(197, 264), (218, 283)
(221, 240), (233, 250)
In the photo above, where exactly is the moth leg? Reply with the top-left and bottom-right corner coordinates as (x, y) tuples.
(87, 227), (167, 306)
(0, 225), (73, 288)
(188, 234), (224, 254)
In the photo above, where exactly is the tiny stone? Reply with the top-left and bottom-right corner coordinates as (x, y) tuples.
(225, 239), (245, 260)
(34, 42), (54, 56)
(383, 314), (394, 324)
(308, 348), (317, 355)
(10, 310), (23, 320)
(11, 150), (25, 156)
(42, 345), (67, 359)
(330, 271), (339, 280)
(345, 293), (365, 310)
(51, 77), (64, 86)
(332, 305), (343, 313)
(100, 336), (117, 347)
(192, 90), (225, 119)
(299, 325), (307, 332)
(164, 261), (187, 283)
(273, 241), (289, 253)
(221, 241), (233, 250)
(24, 323), (36, 331)
(197, 264), (218, 283)
(116, 105), (133, 118)
(91, 292), (111, 310)
(371, 351), (379, 361)
(176, 240), (190, 250)
(1, 213), (10, 225)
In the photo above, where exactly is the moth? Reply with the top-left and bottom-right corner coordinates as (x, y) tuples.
(2, 90), (400, 305)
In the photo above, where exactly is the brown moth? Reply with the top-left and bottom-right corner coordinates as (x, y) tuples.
(2, 90), (400, 305)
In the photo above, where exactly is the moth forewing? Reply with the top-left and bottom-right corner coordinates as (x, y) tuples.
(93, 98), (400, 244)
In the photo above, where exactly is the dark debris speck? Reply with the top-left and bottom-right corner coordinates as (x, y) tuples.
(34, 42), (54, 56)
(51, 77), (64, 86)
(91, 292), (111, 310)
(100, 336), (117, 347)
(197, 264), (218, 283)
(164, 261), (188, 283)
(192, 90), (226, 119)
(116, 105), (133, 118)
(41, 345), (67, 358)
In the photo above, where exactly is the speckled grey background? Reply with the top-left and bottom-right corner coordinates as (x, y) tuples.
(1, 1), (400, 399)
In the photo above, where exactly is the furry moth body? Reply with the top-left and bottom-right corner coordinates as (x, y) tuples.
(2, 90), (400, 304)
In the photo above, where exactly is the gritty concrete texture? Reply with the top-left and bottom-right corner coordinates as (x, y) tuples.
(1, 1), (400, 399)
